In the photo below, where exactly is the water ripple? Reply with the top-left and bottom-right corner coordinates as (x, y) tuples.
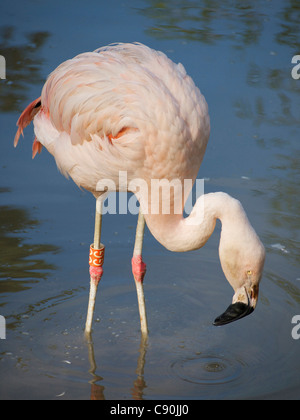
(170, 352), (247, 386)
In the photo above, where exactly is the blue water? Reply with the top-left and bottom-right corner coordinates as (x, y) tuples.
(0, 0), (299, 400)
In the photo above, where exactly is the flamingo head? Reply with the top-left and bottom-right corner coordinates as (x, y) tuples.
(213, 282), (260, 326)
(213, 204), (266, 326)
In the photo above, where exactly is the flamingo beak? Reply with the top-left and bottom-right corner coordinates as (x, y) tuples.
(213, 302), (254, 326)
(213, 285), (258, 326)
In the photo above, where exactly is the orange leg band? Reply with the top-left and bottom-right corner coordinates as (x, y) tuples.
(89, 244), (105, 285)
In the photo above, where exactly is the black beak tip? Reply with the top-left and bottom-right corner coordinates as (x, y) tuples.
(213, 302), (254, 327)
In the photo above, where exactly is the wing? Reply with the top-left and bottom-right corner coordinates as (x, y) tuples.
(16, 43), (210, 193)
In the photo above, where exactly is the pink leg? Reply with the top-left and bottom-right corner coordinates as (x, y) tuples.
(89, 266), (103, 287)
(85, 197), (105, 337)
(132, 255), (147, 284)
(132, 211), (148, 336)
(85, 245), (105, 337)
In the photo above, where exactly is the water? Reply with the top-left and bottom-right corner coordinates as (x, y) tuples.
(0, 0), (299, 400)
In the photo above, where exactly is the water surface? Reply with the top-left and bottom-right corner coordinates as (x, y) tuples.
(0, 0), (299, 400)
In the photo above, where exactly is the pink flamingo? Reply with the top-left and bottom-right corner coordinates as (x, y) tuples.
(14, 43), (265, 337)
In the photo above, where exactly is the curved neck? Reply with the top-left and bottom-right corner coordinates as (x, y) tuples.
(143, 192), (236, 252)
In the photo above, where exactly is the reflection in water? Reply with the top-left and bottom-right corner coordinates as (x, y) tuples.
(86, 334), (106, 400)
(231, 9), (300, 285)
(276, 1), (300, 49)
(234, 76), (300, 128)
(0, 188), (60, 329)
(131, 335), (148, 400)
(0, 203), (58, 290)
(140, 0), (300, 49)
(87, 333), (148, 400)
(0, 26), (50, 112)
(140, 0), (270, 45)
(268, 151), (300, 261)
(266, 271), (300, 306)
(264, 153), (300, 305)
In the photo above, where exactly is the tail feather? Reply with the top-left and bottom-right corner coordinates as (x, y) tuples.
(14, 97), (42, 148)
(32, 137), (43, 159)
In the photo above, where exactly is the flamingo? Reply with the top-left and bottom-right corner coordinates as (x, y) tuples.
(14, 43), (265, 337)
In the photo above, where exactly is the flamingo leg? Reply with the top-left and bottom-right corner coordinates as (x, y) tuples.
(85, 197), (105, 337)
(132, 210), (148, 336)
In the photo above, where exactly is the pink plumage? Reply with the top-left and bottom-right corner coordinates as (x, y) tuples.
(18, 43), (209, 192)
(15, 43), (265, 335)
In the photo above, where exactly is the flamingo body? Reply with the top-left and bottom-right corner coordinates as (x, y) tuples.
(14, 43), (265, 332)
(19, 43), (209, 196)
